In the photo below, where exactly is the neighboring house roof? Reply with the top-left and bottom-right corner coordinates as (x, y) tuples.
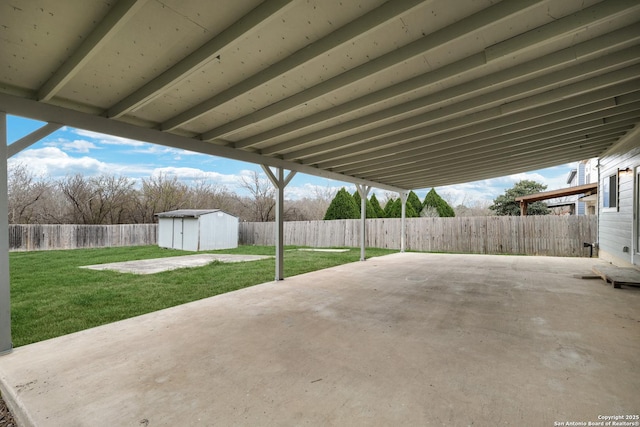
(155, 209), (235, 218)
(566, 169), (577, 185)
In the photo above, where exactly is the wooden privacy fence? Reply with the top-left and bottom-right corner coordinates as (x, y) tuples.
(240, 216), (598, 257)
(8, 224), (158, 251)
(9, 216), (598, 256)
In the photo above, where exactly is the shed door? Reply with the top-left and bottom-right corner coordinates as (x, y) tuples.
(173, 218), (184, 250)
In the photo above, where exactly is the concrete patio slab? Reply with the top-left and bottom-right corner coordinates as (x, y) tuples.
(80, 254), (271, 274)
(1, 253), (638, 426)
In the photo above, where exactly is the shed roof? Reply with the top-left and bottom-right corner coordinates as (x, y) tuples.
(1, 1), (639, 191)
(156, 209), (234, 218)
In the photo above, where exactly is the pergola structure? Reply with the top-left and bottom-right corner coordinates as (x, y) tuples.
(515, 182), (598, 215)
(1, 0), (639, 355)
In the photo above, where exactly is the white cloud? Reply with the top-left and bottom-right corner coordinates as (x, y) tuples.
(284, 183), (343, 200)
(72, 129), (147, 147)
(151, 166), (242, 186)
(71, 128), (211, 160)
(59, 140), (99, 153)
(432, 165), (576, 206)
(131, 144), (205, 157)
(9, 147), (112, 177)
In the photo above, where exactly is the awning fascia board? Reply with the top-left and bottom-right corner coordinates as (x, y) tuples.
(0, 93), (406, 193)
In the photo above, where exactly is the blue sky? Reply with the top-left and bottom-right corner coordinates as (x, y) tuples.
(6, 115), (577, 205)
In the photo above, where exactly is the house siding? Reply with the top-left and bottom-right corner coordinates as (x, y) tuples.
(598, 142), (640, 268)
(577, 163), (586, 215)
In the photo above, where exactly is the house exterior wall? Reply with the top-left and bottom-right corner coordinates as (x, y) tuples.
(598, 142), (640, 268)
(199, 212), (238, 250)
(576, 162), (586, 215)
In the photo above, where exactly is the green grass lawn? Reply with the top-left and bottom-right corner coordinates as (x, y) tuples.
(9, 245), (396, 347)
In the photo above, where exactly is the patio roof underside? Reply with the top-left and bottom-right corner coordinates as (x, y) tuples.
(1, 0), (639, 192)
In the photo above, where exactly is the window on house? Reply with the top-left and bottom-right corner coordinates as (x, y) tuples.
(603, 174), (617, 209)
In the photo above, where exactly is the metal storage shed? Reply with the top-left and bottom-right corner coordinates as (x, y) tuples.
(156, 209), (238, 252)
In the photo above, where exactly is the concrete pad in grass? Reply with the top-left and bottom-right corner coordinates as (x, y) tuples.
(80, 254), (271, 274)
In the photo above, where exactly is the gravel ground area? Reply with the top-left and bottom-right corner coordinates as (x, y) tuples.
(0, 394), (16, 426)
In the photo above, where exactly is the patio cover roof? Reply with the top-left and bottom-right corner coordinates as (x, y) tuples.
(1, 0), (639, 192)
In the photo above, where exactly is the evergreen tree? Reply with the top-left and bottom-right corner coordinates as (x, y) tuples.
(352, 191), (377, 218)
(352, 190), (359, 207)
(366, 199), (377, 218)
(323, 188), (360, 220)
(387, 199), (402, 218)
(406, 200), (418, 217)
(384, 198), (397, 217)
(370, 193), (386, 218)
(489, 180), (549, 216)
(407, 191), (422, 215)
(422, 188), (455, 217)
(384, 197), (417, 218)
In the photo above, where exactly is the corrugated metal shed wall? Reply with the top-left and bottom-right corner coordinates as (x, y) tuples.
(157, 211), (238, 251)
(158, 218), (175, 249)
(183, 218), (200, 251)
(199, 212), (239, 251)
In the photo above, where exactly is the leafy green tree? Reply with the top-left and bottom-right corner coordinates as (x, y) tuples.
(422, 188), (455, 217)
(324, 187), (360, 220)
(489, 180), (549, 216)
(370, 193), (386, 218)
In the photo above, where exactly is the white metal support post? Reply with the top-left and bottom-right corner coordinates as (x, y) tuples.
(0, 116), (68, 355)
(261, 165), (296, 280)
(356, 184), (371, 261)
(399, 191), (408, 253)
(0, 112), (11, 355)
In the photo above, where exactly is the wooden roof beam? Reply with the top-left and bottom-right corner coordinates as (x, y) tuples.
(515, 183), (598, 204)
(242, 13), (640, 153)
(107, 0), (296, 118)
(197, 0), (543, 141)
(38, 0), (148, 102)
(158, 0), (427, 131)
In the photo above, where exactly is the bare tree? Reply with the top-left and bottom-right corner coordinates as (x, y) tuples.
(454, 198), (494, 217)
(58, 174), (96, 224)
(7, 163), (55, 224)
(238, 170), (275, 222)
(58, 174), (135, 224)
(93, 175), (136, 224)
(186, 178), (237, 212)
(133, 173), (190, 223)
